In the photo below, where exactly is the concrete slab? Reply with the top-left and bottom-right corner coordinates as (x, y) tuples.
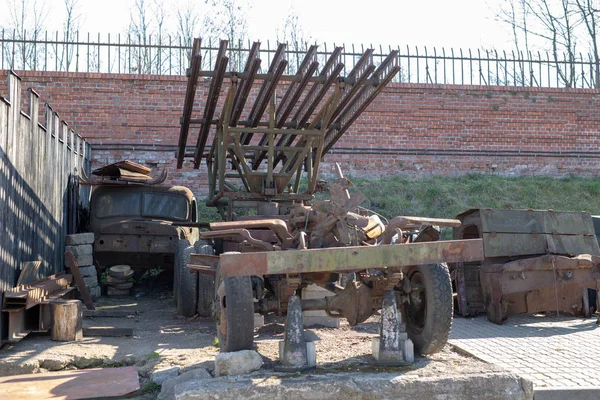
(449, 314), (600, 397)
(173, 370), (533, 400)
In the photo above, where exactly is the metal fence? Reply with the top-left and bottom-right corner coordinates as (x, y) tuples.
(1, 30), (599, 89)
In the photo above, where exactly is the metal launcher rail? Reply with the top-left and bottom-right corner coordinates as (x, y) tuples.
(176, 38), (399, 216)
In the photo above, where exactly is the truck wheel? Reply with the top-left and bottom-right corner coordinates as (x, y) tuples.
(173, 239), (190, 307)
(404, 263), (453, 355)
(195, 240), (215, 318)
(215, 252), (254, 352)
(177, 244), (198, 316)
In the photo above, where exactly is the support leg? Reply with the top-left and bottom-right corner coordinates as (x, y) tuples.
(275, 295), (316, 372)
(372, 290), (414, 366)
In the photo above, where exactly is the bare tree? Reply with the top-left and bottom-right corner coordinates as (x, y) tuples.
(3, 0), (48, 69)
(277, 3), (312, 73)
(209, 0), (251, 70)
(496, 0), (583, 87)
(175, 0), (220, 71)
(57, 0), (81, 71)
(127, 0), (170, 74)
(575, 0), (600, 87)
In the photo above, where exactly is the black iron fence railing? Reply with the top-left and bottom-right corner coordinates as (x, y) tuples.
(2, 30), (599, 88)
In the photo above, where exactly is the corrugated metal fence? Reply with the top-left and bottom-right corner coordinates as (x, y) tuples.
(0, 70), (91, 294)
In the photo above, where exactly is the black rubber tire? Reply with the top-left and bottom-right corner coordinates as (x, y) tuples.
(173, 239), (190, 307)
(195, 240), (215, 318)
(404, 263), (453, 355)
(215, 252), (254, 352)
(177, 244), (198, 317)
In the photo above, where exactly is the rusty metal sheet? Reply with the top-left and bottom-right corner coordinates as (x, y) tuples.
(219, 239), (484, 277)
(0, 366), (140, 399)
(482, 232), (547, 257)
(479, 209), (596, 235)
(483, 233), (600, 257)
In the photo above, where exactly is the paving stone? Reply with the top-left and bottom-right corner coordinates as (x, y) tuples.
(65, 233), (94, 245)
(449, 314), (600, 391)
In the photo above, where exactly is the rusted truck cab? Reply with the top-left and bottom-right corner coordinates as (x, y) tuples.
(90, 185), (200, 270)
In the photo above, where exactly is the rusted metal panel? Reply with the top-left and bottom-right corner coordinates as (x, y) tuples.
(219, 239), (484, 277)
(479, 254), (600, 323)
(479, 209), (596, 235)
(482, 233), (600, 258)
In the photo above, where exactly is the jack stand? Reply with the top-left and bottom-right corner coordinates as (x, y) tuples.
(275, 295), (316, 372)
(372, 290), (414, 366)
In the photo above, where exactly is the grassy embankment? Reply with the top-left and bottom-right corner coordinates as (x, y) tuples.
(198, 174), (600, 226)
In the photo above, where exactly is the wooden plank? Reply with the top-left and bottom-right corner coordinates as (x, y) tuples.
(0, 366), (140, 399)
(83, 309), (140, 318)
(83, 327), (134, 337)
(64, 251), (95, 310)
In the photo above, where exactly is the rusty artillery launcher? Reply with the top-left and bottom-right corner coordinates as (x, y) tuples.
(175, 38), (484, 369)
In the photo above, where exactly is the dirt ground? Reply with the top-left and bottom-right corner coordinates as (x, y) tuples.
(0, 283), (503, 399)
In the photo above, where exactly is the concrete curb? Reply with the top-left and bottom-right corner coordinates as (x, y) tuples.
(534, 387), (600, 400)
(173, 371), (534, 400)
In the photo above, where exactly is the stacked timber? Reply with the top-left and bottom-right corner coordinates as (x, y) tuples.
(65, 233), (101, 300)
(107, 265), (134, 298)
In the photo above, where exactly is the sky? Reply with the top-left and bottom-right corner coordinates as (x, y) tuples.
(2, 0), (514, 51)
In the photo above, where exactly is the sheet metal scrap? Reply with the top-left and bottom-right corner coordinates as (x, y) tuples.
(176, 38), (399, 207)
(452, 208), (600, 324)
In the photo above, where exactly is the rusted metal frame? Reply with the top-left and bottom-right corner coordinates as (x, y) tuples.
(217, 191), (313, 201)
(283, 79), (342, 176)
(275, 45), (318, 123)
(252, 60), (317, 171)
(176, 38), (202, 169)
(190, 254), (220, 268)
(4, 273), (73, 310)
(247, 47), (319, 171)
(227, 132), (254, 192)
(307, 87), (340, 194)
(272, 61), (344, 169)
(194, 40), (229, 169)
(218, 238), (484, 277)
(197, 69), (330, 83)
(329, 49), (375, 123)
(231, 41), (260, 117)
(323, 51), (400, 155)
(280, 136), (314, 184)
(229, 56), (261, 126)
(216, 80), (237, 200)
(201, 229), (274, 251)
(240, 44), (287, 146)
(293, 47), (343, 127)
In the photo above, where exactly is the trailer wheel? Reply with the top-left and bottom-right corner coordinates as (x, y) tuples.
(173, 239), (190, 307)
(195, 240), (215, 318)
(215, 252), (254, 352)
(177, 244), (198, 317)
(404, 263), (453, 355)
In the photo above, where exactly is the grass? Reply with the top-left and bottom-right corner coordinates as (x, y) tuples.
(146, 351), (160, 359)
(196, 174), (600, 225)
(141, 381), (161, 394)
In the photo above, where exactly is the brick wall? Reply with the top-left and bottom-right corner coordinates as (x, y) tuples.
(1, 70), (599, 198)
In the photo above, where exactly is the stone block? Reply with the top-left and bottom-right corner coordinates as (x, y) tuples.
(65, 244), (93, 257)
(158, 368), (211, 400)
(77, 265), (97, 277)
(66, 254), (93, 267)
(87, 286), (101, 300)
(65, 233), (94, 245)
(302, 284), (340, 328)
(152, 366), (180, 385)
(214, 350), (263, 377)
(82, 275), (98, 287)
(254, 313), (264, 329)
(278, 341), (316, 367)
